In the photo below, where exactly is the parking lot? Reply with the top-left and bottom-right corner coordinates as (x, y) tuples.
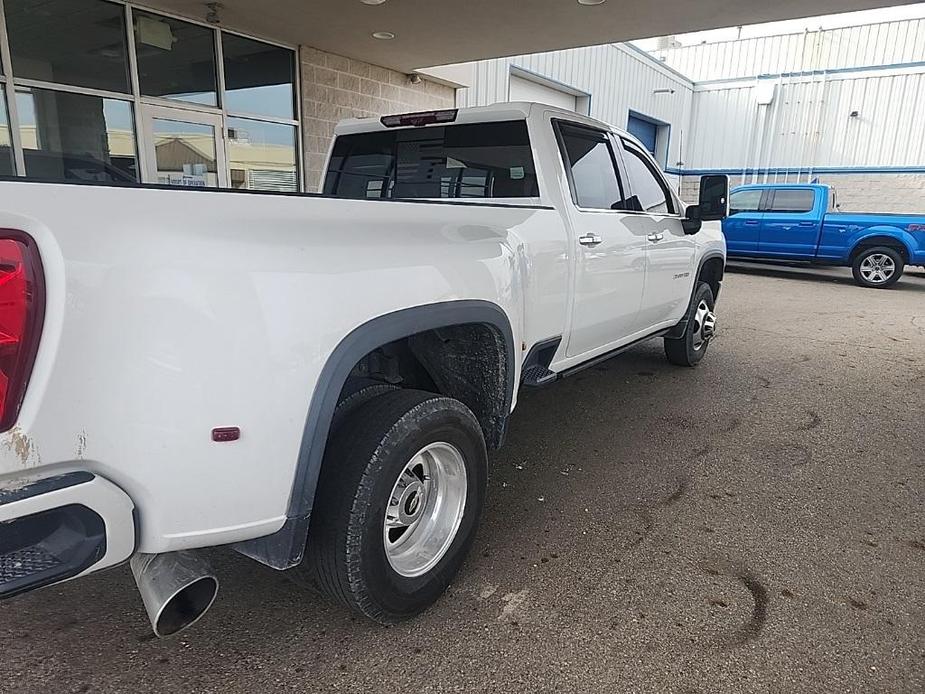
(3, 263), (924, 694)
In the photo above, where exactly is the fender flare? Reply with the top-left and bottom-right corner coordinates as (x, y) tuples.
(666, 252), (725, 339)
(848, 231), (915, 263)
(233, 300), (515, 569)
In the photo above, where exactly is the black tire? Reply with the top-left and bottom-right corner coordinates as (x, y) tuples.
(851, 246), (904, 289)
(330, 378), (398, 432)
(301, 389), (487, 624)
(664, 282), (716, 367)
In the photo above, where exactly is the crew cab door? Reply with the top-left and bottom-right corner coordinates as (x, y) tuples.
(555, 121), (647, 358)
(617, 138), (696, 329)
(723, 187), (765, 254)
(758, 187), (823, 259)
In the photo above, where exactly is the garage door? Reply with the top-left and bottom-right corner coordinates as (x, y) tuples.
(509, 74), (577, 111)
(627, 115), (658, 156)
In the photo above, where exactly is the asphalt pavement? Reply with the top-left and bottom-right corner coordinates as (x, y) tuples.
(3, 262), (924, 693)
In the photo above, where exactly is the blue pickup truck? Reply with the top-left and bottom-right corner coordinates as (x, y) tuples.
(722, 183), (925, 288)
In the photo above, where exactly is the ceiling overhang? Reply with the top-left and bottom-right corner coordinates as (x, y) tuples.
(145, 0), (921, 72)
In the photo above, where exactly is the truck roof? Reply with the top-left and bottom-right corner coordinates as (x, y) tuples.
(733, 183), (829, 191)
(332, 101), (634, 140)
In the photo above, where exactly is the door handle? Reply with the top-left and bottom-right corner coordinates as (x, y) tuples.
(745, 220), (760, 226)
(578, 233), (602, 247)
(799, 221), (816, 227)
(647, 233), (664, 242)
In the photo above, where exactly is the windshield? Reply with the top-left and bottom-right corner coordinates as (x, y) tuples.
(323, 120), (539, 200)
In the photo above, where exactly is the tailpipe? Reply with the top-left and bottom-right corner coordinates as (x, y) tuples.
(130, 551), (219, 637)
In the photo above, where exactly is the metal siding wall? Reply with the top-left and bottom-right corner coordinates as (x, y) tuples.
(652, 19), (925, 81)
(457, 43), (693, 183)
(689, 69), (925, 176)
(456, 22), (925, 181)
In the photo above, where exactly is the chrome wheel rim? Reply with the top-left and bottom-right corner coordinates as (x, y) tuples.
(691, 299), (716, 351)
(860, 254), (895, 284)
(383, 442), (468, 578)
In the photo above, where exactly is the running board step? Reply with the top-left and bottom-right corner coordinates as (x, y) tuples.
(521, 363), (558, 387)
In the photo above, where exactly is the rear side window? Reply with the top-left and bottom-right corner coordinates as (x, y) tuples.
(770, 189), (815, 213)
(557, 123), (627, 210)
(729, 189), (762, 215)
(323, 120), (539, 199)
(620, 139), (674, 214)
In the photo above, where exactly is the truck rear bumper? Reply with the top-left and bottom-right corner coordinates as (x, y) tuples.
(0, 472), (135, 599)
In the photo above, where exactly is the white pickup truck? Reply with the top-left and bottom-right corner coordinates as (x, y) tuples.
(0, 102), (727, 636)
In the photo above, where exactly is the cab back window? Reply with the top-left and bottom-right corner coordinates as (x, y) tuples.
(324, 121), (539, 199)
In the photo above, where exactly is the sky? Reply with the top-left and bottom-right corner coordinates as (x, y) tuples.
(634, 2), (925, 48)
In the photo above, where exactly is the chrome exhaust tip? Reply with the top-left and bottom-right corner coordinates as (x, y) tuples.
(130, 551), (219, 638)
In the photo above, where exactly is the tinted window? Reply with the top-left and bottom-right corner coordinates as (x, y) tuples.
(729, 189), (762, 215)
(134, 11), (217, 106)
(0, 86), (13, 175)
(5, 0), (131, 93)
(325, 121), (539, 199)
(770, 189), (815, 213)
(17, 88), (137, 182)
(228, 117), (298, 192)
(558, 124), (625, 210)
(621, 140), (672, 214)
(223, 34), (295, 119)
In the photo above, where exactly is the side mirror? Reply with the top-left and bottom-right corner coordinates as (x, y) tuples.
(682, 203), (702, 235)
(698, 174), (729, 221)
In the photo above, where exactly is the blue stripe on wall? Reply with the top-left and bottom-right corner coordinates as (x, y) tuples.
(665, 166), (925, 176)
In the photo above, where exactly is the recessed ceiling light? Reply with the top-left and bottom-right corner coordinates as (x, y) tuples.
(372, 31), (395, 40)
(577, 0), (606, 5)
(361, 0), (387, 5)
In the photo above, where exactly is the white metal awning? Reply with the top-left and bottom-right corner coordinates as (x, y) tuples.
(144, 0), (919, 72)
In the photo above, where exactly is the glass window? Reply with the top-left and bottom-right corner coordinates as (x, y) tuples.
(227, 117), (298, 191)
(223, 34), (295, 120)
(621, 140), (672, 214)
(134, 11), (217, 106)
(770, 189), (815, 213)
(17, 87), (137, 182)
(729, 189), (763, 215)
(558, 124), (625, 210)
(0, 86), (13, 175)
(150, 117), (218, 187)
(324, 120), (538, 199)
(4, 0), (131, 93)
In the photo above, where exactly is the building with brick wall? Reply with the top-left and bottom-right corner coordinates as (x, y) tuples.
(0, 0), (920, 212)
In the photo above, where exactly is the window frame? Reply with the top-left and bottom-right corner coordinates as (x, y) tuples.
(729, 187), (766, 215)
(617, 136), (678, 216)
(0, 0), (303, 191)
(552, 118), (628, 213)
(324, 119), (541, 201)
(766, 187), (817, 215)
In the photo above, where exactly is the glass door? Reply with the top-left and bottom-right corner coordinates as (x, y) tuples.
(142, 105), (227, 188)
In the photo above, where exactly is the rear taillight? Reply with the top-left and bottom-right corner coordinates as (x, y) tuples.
(0, 232), (44, 431)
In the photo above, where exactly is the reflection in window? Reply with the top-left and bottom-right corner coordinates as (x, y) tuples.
(0, 86), (13, 175)
(134, 11), (218, 106)
(324, 121), (538, 199)
(16, 88), (137, 182)
(227, 117), (297, 191)
(223, 35), (295, 119)
(729, 189), (762, 215)
(151, 119), (218, 187)
(621, 140), (672, 214)
(5, 0), (131, 93)
(559, 125), (626, 210)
